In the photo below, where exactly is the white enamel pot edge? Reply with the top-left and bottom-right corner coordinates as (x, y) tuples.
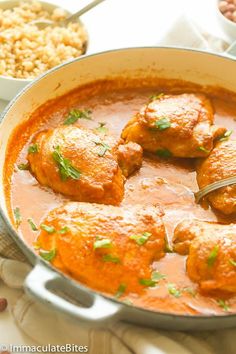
(1, 47), (236, 330)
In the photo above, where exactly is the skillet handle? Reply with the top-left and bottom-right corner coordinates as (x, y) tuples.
(225, 41), (236, 56)
(25, 262), (122, 324)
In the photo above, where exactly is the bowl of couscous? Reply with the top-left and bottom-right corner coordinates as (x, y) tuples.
(0, 0), (88, 100)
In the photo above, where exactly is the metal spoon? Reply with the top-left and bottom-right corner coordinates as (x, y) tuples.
(195, 176), (236, 203)
(31, 0), (105, 30)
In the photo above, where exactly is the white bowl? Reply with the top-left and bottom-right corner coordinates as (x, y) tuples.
(0, 0), (87, 101)
(216, 0), (236, 41)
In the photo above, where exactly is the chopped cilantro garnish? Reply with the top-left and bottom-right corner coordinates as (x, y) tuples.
(151, 271), (166, 282)
(198, 146), (210, 154)
(13, 207), (21, 227)
(52, 146), (81, 181)
(94, 238), (112, 249)
(154, 117), (171, 131)
(98, 143), (110, 157)
(165, 240), (173, 253)
(167, 283), (181, 298)
(27, 218), (38, 231)
(229, 259), (236, 267)
(218, 130), (233, 142)
(33, 241), (41, 250)
(130, 232), (152, 245)
(139, 278), (156, 287)
(122, 299), (133, 306)
(95, 122), (108, 134)
(93, 139), (110, 157)
(149, 93), (164, 102)
(40, 224), (55, 234)
(18, 162), (29, 170)
(207, 245), (219, 267)
(156, 148), (172, 158)
(63, 108), (92, 125)
(217, 299), (230, 312)
(115, 283), (126, 298)
(139, 271), (163, 288)
(28, 144), (38, 154)
(183, 287), (196, 297)
(39, 249), (56, 262)
(59, 226), (70, 234)
(102, 254), (120, 263)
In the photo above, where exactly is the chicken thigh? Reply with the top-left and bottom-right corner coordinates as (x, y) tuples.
(27, 126), (143, 205)
(173, 219), (236, 293)
(37, 202), (166, 296)
(122, 93), (225, 158)
(196, 140), (236, 215)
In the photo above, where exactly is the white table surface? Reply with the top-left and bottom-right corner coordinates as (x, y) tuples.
(0, 0), (232, 345)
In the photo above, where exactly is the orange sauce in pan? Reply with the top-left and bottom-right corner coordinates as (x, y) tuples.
(4, 79), (236, 316)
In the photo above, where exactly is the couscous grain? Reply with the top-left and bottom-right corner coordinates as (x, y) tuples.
(0, 0), (88, 79)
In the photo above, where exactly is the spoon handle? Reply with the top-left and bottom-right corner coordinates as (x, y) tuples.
(195, 175), (236, 203)
(63, 0), (106, 26)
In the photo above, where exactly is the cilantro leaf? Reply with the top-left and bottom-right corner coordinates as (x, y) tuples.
(40, 224), (56, 234)
(207, 245), (219, 267)
(198, 146), (210, 154)
(167, 283), (181, 298)
(18, 162), (29, 170)
(115, 283), (126, 298)
(183, 287), (196, 297)
(59, 226), (70, 234)
(122, 299), (133, 306)
(149, 93), (164, 102)
(52, 146), (81, 181)
(28, 144), (38, 154)
(130, 232), (152, 245)
(218, 130), (233, 142)
(39, 249), (56, 262)
(154, 117), (171, 131)
(63, 109), (92, 125)
(94, 238), (112, 249)
(139, 278), (156, 287)
(151, 271), (166, 282)
(27, 218), (38, 231)
(229, 259), (236, 267)
(102, 254), (121, 263)
(217, 299), (230, 312)
(95, 122), (108, 134)
(13, 207), (21, 227)
(93, 139), (110, 157)
(156, 148), (172, 158)
(139, 271), (164, 288)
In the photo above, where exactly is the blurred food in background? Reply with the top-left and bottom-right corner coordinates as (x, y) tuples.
(218, 0), (236, 23)
(0, 0), (88, 79)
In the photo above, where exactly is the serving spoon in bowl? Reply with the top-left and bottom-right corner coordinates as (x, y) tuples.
(31, 0), (106, 30)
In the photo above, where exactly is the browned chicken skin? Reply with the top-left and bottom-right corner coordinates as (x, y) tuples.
(117, 141), (143, 177)
(27, 126), (143, 205)
(37, 202), (166, 296)
(173, 219), (236, 294)
(122, 93), (226, 158)
(196, 140), (236, 215)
